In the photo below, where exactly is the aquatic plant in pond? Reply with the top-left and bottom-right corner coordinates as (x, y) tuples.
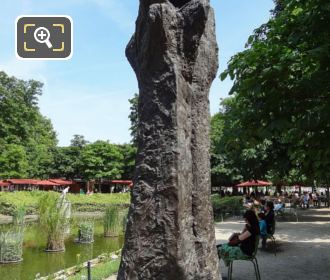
(0, 220), (124, 280)
(12, 206), (26, 226)
(104, 205), (121, 237)
(38, 192), (71, 252)
(76, 220), (94, 243)
(0, 207), (25, 263)
(121, 208), (129, 233)
(0, 231), (24, 263)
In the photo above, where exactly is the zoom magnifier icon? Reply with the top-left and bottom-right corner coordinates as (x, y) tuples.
(34, 27), (52, 48)
(16, 15), (72, 60)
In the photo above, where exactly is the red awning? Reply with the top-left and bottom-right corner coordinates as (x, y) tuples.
(49, 179), (75, 186)
(6, 179), (40, 185)
(5, 179), (66, 186)
(236, 180), (272, 187)
(0, 181), (10, 187)
(34, 180), (59, 186)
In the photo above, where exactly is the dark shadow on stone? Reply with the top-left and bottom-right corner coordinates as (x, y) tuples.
(168, 0), (192, 8)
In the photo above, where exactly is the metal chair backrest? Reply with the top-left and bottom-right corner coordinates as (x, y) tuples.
(251, 235), (260, 258)
(269, 219), (276, 235)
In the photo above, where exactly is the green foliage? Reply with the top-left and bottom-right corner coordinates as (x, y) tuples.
(0, 207), (25, 263)
(211, 112), (243, 186)
(77, 220), (94, 243)
(104, 205), (122, 237)
(0, 191), (130, 215)
(80, 140), (124, 180)
(0, 71), (57, 179)
(0, 144), (29, 179)
(214, 0), (330, 185)
(70, 134), (89, 148)
(118, 143), (137, 179)
(51, 138), (136, 181)
(38, 192), (70, 251)
(0, 230), (24, 263)
(211, 195), (244, 217)
(12, 206), (26, 226)
(0, 71), (135, 181)
(50, 135), (88, 179)
(121, 208), (129, 233)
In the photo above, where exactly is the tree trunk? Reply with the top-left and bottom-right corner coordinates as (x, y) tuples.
(118, 1), (220, 279)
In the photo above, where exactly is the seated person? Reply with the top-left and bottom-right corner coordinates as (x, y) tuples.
(258, 212), (267, 238)
(217, 210), (260, 266)
(262, 201), (275, 248)
(274, 201), (284, 214)
(302, 193), (310, 208)
(243, 196), (254, 209)
(264, 201), (275, 233)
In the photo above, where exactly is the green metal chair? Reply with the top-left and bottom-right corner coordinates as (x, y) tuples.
(266, 219), (276, 256)
(227, 235), (261, 280)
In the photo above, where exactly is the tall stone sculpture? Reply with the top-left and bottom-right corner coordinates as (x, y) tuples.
(118, 0), (220, 279)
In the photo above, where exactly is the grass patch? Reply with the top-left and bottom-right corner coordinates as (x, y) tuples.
(0, 191), (130, 215)
(68, 258), (120, 280)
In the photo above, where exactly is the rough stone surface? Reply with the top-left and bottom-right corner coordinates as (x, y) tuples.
(118, 1), (220, 279)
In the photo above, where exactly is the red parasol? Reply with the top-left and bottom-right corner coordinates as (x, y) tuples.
(236, 180), (272, 187)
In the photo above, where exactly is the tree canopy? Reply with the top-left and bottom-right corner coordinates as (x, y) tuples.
(0, 72), (136, 181)
(0, 71), (57, 179)
(212, 0), (330, 186)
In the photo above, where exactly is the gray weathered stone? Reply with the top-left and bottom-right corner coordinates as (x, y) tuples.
(118, 0), (220, 279)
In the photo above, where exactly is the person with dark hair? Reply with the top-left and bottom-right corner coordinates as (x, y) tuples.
(217, 210), (260, 266)
(260, 199), (266, 212)
(262, 200), (275, 248)
(264, 201), (275, 232)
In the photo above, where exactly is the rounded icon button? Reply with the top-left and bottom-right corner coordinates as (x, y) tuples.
(34, 26), (53, 48)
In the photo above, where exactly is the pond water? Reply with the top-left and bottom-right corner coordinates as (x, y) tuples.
(0, 220), (124, 280)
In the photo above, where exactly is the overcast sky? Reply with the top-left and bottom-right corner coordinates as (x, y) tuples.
(0, 0), (274, 146)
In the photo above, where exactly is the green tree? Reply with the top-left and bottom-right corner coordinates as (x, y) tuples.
(51, 146), (77, 179)
(0, 71), (58, 179)
(118, 143), (137, 179)
(71, 134), (89, 148)
(220, 0), (329, 185)
(80, 140), (124, 180)
(0, 144), (29, 178)
(50, 135), (88, 179)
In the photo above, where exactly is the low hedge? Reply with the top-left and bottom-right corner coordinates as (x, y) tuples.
(1, 191), (243, 218)
(211, 195), (244, 217)
(0, 191), (130, 216)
